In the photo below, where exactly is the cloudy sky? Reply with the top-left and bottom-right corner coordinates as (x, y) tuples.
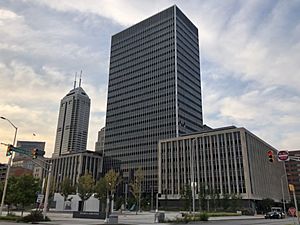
(0, 0), (299, 162)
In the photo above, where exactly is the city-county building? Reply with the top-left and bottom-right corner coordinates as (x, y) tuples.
(158, 126), (290, 208)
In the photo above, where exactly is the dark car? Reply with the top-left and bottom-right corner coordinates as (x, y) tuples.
(265, 211), (285, 219)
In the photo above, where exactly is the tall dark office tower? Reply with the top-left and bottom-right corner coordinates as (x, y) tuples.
(53, 80), (90, 157)
(104, 5), (203, 192)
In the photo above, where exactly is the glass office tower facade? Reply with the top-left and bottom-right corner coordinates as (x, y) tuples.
(104, 5), (203, 192)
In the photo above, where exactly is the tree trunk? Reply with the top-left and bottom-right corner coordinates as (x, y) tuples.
(135, 200), (138, 215)
(21, 203), (24, 217)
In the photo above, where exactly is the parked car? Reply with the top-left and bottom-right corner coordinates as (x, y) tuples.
(265, 207), (285, 219)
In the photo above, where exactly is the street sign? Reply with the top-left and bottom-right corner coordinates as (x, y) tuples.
(36, 194), (44, 203)
(278, 150), (289, 161)
(288, 207), (296, 216)
(289, 184), (295, 192)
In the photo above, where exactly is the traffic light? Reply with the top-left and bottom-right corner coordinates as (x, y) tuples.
(31, 148), (45, 159)
(6, 145), (13, 156)
(267, 150), (274, 162)
(32, 148), (38, 159)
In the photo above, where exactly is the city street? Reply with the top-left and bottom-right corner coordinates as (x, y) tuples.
(1, 211), (296, 225)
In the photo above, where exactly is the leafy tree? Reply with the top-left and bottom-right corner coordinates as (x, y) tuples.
(94, 177), (107, 212)
(198, 183), (207, 211)
(129, 168), (143, 214)
(5, 176), (19, 214)
(16, 175), (40, 216)
(221, 193), (230, 211)
(77, 173), (95, 211)
(257, 198), (275, 213)
(42, 177), (56, 209)
(180, 184), (192, 212)
(3, 175), (40, 216)
(61, 178), (76, 201)
(0, 181), (3, 199)
(105, 169), (120, 213)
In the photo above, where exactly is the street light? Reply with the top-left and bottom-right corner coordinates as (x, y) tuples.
(0, 116), (18, 216)
(280, 174), (287, 214)
(191, 138), (196, 217)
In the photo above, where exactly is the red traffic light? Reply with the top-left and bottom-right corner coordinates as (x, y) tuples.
(267, 150), (274, 162)
(32, 148), (38, 159)
(6, 145), (13, 157)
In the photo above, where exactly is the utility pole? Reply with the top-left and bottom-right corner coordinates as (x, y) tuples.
(43, 162), (52, 219)
(0, 117), (17, 216)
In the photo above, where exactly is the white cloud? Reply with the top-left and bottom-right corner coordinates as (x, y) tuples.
(0, 0), (299, 162)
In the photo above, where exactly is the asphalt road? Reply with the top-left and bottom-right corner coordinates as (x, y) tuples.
(196, 218), (296, 225)
(0, 211), (297, 225)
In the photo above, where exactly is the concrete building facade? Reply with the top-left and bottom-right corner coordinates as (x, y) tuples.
(104, 5), (203, 192)
(285, 150), (300, 199)
(53, 84), (90, 157)
(36, 151), (103, 191)
(13, 140), (46, 170)
(95, 127), (105, 153)
(158, 126), (289, 203)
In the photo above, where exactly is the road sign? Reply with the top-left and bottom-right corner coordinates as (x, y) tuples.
(278, 150), (289, 161)
(289, 184), (295, 192)
(36, 194), (44, 203)
(288, 207), (296, 216)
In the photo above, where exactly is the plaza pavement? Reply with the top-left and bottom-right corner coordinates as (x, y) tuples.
(0, 210), (265, 225)
(38, 211), (264, 225)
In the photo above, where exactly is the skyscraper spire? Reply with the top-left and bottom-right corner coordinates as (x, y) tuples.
(79, 70), (82, 87)
(74, 72), (77, 89)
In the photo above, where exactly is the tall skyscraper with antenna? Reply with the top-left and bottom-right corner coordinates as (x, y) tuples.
(53, 73), (91, 157)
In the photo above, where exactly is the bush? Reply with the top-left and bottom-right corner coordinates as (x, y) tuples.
(207, 212), (241, 217)
(0, 215), (21, 221)
(19, 210), (50, 223)
(199, 212), (209, 221)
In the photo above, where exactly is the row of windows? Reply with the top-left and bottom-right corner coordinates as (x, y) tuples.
(112, 16), (173, 49)
(110, 35), (174, 70)
(109, 50), (175, 78)
(107, 76), (175, 102)
(110, 32), (174, 69)
(108, 61), (174, 88)
(106, 92), (175, 115)
(105, 130), (176, 146)
(111, 26), (174, 64)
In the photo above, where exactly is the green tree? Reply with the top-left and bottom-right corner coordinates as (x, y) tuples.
(221, 193), (230, 211)
(130, 168), (143, 214)
(105, 169), (120, 213)
(94, 177), (107, 212)
(2, 176), (39, 215)
(0, 181), (3, 199)
(16, 175), (40, 216)
(198, 183), (207, 211)
(180, 184), (192, 212)
(61, 178), (76, 201)
(257, 198), (275, 213)
(77, 173), (95, 211)
(5, 176), (19, 214)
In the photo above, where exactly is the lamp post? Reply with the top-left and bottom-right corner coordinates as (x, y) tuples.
(191, 138), (196, 217)
(280, 174), (286, 213)
(0, 116), (18, 216)
(43, 162), (52, 219)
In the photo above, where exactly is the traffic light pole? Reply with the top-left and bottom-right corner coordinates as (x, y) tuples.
(0, 117), (17, 216)
(43, 162), (52, 219)
(0, 142), (51, 219)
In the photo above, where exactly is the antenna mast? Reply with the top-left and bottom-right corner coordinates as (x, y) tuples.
(79, 70), (82, 87)
(73, 72), (77, 89)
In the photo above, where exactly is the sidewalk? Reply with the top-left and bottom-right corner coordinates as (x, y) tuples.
(39, 211), (264, 225)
